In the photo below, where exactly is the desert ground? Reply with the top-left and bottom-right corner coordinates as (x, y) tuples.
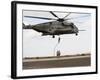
(23, 54), (91, 69)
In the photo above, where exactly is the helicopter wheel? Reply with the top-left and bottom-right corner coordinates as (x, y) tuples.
(52, 35), (55, 38)
(75, 33), (78, 36)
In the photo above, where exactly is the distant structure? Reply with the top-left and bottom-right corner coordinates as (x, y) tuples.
(56, 50), (61, 57)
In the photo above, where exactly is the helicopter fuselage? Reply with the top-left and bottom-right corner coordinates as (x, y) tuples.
(31, 21), (79, 38)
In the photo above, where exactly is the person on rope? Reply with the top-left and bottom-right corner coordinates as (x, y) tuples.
(58, 37), (61, 43)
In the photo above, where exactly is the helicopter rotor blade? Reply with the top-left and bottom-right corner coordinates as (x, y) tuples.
(79, 30), (86, 31)
(24, 16), (56, 20)
(65, 14), (90, 20)
(50, 11), (59, 18)
(63, 12), (71, 19)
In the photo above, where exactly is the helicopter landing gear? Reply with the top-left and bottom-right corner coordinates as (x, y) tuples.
(52, 35), (55, 38)
(75, 33), (78, 36)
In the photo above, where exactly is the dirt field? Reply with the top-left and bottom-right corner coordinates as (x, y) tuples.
(23, 54), (91, 69)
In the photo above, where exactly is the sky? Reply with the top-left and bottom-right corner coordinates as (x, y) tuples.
(23, 10), (91, 58)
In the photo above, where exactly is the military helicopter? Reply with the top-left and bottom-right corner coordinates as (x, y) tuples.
(23, 11), (87, 38)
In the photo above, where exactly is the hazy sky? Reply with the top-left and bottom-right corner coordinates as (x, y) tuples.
(23, 10), (91, 58)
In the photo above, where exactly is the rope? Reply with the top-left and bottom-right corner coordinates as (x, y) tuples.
(53, 37), (61, 56)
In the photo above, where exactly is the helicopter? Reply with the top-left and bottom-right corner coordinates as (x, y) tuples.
(23, 11), (87, 38)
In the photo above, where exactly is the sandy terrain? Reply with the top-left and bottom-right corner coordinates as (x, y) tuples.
(23, 54), (91, 69)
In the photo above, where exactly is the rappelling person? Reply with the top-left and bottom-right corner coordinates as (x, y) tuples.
(58, 37), (60, 43)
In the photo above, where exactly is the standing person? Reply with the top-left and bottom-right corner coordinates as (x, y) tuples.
(57, 50), (61, 57)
